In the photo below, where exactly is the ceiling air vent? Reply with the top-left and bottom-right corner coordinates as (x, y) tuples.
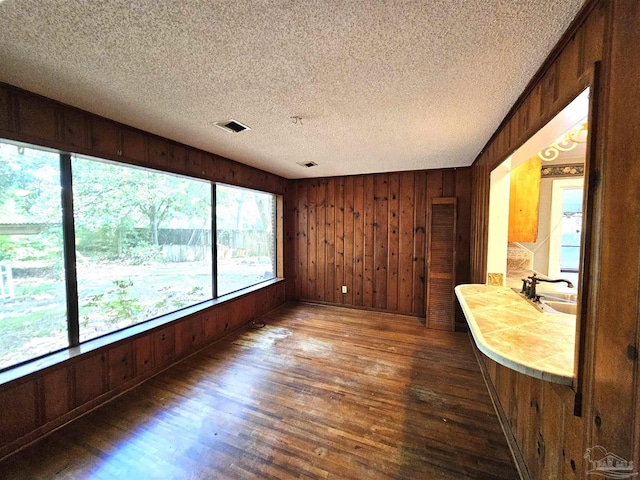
(297, 161), (318, 168)
(214, 119), (251, 133)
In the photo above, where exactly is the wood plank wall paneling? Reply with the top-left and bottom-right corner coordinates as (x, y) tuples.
(373, 175), (388, 310)
(591, 0), (640, 468)
(412, 172), (428, 315)
(468, 1), (640, 479)
(0, 82), (290, 460)
(398, 172), (415, 313)
(308, 180), (318, 301)
(292, 168), (471, 318)
(363, 175), (376, 308)
(284, 188), (298, 301)
(0, 88), (10, 131)
(353, 177), (365, 306)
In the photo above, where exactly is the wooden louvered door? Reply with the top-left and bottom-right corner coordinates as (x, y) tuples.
(426, 197), (457, 331)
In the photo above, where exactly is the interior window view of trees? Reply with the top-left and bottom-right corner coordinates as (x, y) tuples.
(73, 157), (213, 342)
(0, 143), (69, 369)
(0, 140), (277, 371)
(216, 184), (276, 296)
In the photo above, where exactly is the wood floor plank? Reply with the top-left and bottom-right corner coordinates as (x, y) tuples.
(0, 303), (518, 479)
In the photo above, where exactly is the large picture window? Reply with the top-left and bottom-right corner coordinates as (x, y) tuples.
(0, 143), (68, 370)
(216, 185), (276, 296)
(73, 158), (213, 342)
(0, 139), (278, 372)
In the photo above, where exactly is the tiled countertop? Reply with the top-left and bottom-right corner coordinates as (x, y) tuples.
(455, 284), (575, 386)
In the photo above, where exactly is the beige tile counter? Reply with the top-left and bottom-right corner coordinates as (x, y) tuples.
(455, 284), (575, 386)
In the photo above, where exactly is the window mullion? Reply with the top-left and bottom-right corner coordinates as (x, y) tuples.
(272, 196), (277, 278)
(212, 183), (218, 299)
(59, 153), (80, 347)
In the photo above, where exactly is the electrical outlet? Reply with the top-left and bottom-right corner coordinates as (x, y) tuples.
(342, 285), (347, 294)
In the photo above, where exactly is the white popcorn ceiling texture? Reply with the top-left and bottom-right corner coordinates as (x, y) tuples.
(0, 0), (585, 179)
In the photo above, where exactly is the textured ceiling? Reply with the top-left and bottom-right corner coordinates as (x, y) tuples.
(0, 0), (585, 179)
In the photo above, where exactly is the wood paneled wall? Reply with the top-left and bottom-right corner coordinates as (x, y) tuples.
(290, 169), (471, 323)
(0, 84), (290, 459)
(469, 1), (640, 478)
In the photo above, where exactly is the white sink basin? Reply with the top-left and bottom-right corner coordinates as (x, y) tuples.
(538, 291), (578, 303)
(538, 291), (577, 302)
(542, 300), (577, 315)
(511, 288), (578, 316)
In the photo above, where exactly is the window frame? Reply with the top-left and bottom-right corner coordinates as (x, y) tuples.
(215, 182), (278, 298)
(0, 142), (71, 369)
(71, 154), (217, 343)
(548, 177), (584, 279)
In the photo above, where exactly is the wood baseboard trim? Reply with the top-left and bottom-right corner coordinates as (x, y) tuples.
(469, 333), (531, 480)
(297, 299), (423, 319)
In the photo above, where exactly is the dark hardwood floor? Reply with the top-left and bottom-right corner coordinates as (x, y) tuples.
(0, 303), (518, 479)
